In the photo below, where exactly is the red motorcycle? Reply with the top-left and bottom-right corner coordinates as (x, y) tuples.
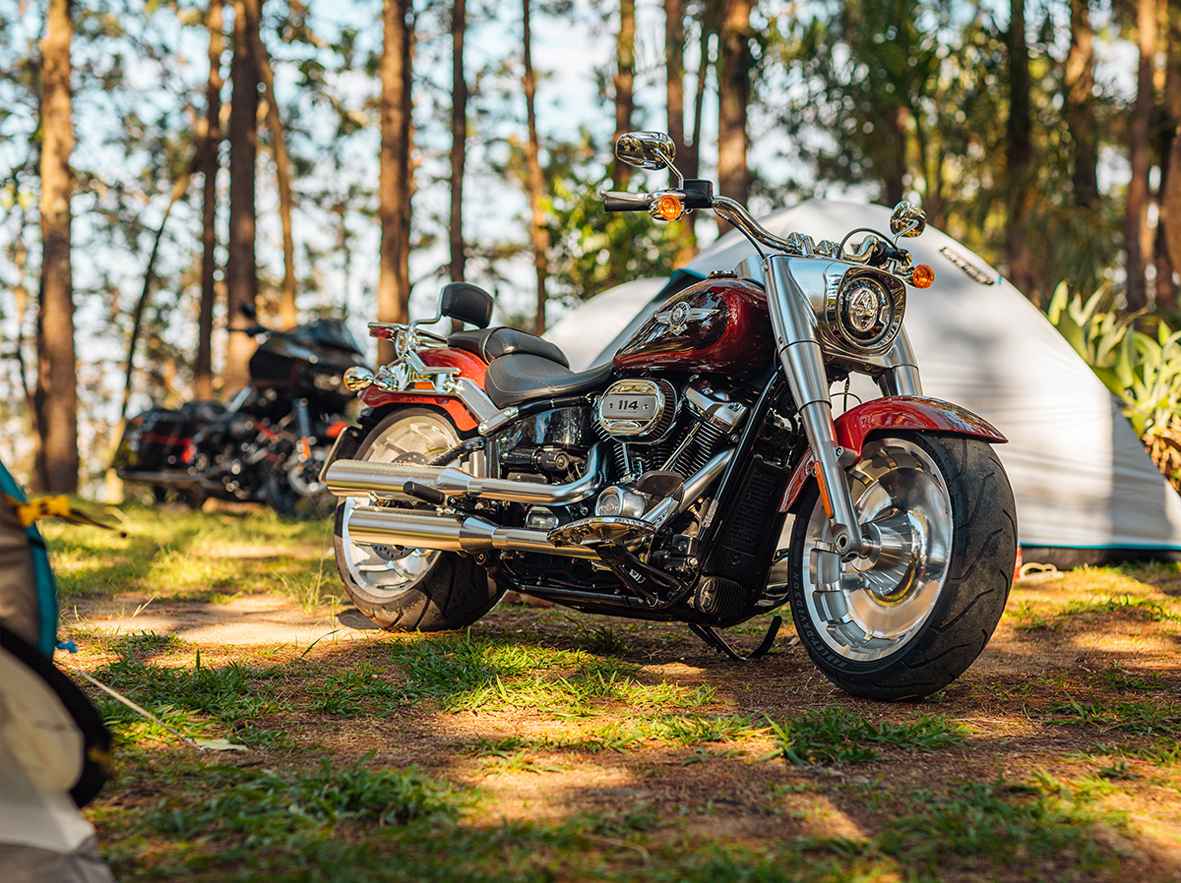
(323, 132), (1016, 699)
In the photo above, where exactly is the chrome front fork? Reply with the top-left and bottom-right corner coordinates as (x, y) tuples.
(764, 255), (865, 560)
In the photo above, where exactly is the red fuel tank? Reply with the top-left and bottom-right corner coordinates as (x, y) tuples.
(612, 277), (772, 378)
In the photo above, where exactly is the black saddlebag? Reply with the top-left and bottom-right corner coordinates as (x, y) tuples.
(112, 408), (197, 474)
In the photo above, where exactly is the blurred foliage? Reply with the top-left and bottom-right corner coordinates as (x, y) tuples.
(1048, 283), (1181, 490)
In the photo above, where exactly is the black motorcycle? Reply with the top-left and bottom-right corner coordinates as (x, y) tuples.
(113, 309), (370, 517)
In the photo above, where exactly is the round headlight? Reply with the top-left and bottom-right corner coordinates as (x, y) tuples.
(836, 277), (897, 350)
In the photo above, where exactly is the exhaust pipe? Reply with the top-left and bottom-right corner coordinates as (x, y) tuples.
(326, 445), (606, 506)
(346, 505), (600, 559)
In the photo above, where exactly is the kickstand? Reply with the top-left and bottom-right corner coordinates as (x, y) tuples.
(688, 616), (782, 662)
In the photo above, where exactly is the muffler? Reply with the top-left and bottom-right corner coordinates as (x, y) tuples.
(345, 505), (600, 559)
(326, 445), (606, 505)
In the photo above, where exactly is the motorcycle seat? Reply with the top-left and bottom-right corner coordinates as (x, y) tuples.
(484, 355), (614, 408)
(179, 400), (229, 423)
(447, 327), (569, 369)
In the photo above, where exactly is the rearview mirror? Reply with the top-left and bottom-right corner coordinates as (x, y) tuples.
(889, 201), (926, 239)
(615, 132), (676, 171)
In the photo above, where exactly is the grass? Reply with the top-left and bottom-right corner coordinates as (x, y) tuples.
(768, 707), (968, 766)
(39, 505), (1181, 881)
(41, 502), (334, 601)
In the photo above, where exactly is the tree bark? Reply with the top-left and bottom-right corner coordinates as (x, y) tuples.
(1064, 0), (1098, 208)
(120, 170), (194, 423)
(1165, 121), (1181, 280)
(378, 0), (413, 365)
(34, 0), (77, 494)
(665, 0), (696, 262)
(611, 0), (636, 189)
(716, 0), (752, 232)
(241, 0), (296, 329)
(523, 0), (550, 334)
(225, 0), (260, 394)
(195, 0), (224, 401)
(450, 0), (466, 293)
(1005, 0), (1037, 302)
(1153, 0), (1180, 311)
(1124, 0), (1157, 313)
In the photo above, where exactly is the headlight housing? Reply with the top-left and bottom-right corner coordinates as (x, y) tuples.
(821, 269), (906, 355)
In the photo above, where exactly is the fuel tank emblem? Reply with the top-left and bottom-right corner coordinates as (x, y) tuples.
(655, 301), (719, 335)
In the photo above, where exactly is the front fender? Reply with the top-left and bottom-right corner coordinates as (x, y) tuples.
(779, 396), (1006, 513)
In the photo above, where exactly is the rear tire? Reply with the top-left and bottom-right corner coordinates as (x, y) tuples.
(333, 408), (502, 631)
(787, 432), (1016, 700)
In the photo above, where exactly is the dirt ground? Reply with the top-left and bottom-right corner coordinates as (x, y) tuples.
(68, 563), (1181, 882)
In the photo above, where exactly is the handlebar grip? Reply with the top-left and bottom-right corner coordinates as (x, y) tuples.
(602, 191), (652, 212)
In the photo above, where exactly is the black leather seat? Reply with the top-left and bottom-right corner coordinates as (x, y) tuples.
(484, 355), (614, 408)
(447, 327), (569, 368)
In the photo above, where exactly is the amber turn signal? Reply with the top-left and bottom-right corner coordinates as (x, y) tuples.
(654, 194), (684, 221)
(911, 264), (935, 288)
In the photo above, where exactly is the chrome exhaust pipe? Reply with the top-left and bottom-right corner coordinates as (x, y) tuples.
(326, 445), (606, 505)
(346, 505), (600, 559)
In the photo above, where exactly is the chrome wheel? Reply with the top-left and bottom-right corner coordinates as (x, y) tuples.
(337, 411), (458, 598)
(798, 437), (952, 663)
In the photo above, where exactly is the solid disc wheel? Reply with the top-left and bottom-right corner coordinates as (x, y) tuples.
(787, 432), (1016, 700)
(333, 408), (502, 631)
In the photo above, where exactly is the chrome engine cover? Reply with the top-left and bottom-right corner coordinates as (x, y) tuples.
(595, 378), (677, 441)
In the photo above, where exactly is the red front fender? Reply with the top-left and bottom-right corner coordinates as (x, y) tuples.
(357, 348), (489, 432)
(779, 396), (1006, 513)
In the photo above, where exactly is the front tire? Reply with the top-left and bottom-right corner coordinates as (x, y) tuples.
(787, 432), (1016, 700)
(333, 408), (502, 631)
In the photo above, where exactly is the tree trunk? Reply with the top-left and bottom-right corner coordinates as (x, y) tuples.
(1124, 0), (1157, 313)
(1064, 0), (1098, 208)
(120, 170), (194, 423)
(241, 0), (296, 329)
(691, 26), (710, 181)
(450, 0), (466, 295)
(716, 0), (752, 232)
(1165, 121), (1181, 280)
(378, 0), (413, 365)
(195, 0), (224, 401)
(34, 0), (77, 494)
(611, 0), (636, 189)
(225, 0), (260, 394)
(523, 0), (550, 333)
(1154, 0), (1180, 312)
(665, 0), (696, 262)
(1005, 0), (1037, 303)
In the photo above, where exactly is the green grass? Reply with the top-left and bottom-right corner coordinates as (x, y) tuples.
(768, 707), (968, 766)
(41, 503), (334, 601)
(384, 633), (714, 715)
(1061, 593), (1180, 622)
(1046, 694), (1181, 737)
(90, 646), (284, 748)
(869, 773), (1127, 880)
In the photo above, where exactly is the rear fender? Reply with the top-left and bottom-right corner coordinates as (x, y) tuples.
(357, 348), (489, 433)
(779, 396), (1006, 513)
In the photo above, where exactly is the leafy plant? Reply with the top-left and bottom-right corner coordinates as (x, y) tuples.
(1047, 284), (1181, 489)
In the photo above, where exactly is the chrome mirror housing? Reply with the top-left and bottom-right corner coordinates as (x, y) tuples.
(615, 132), (676, 170)
(889, 201), (926, 239)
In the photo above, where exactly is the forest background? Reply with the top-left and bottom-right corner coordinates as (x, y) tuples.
(2, 0), (1180, 496)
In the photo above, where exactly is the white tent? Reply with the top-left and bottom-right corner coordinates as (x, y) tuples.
(545, 198), (1181, 565)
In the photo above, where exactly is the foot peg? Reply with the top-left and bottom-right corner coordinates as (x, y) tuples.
(547, 515), (656, 548)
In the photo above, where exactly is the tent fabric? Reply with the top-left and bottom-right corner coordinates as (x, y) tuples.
(547, 198), (1181, 561)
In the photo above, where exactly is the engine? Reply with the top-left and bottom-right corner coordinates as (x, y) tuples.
(591, 376), (748, 514)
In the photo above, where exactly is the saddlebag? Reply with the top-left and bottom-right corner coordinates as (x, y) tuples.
(112, 408), (196, 475)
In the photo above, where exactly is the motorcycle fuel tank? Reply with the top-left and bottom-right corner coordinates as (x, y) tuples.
(612, 277), (772, 378)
